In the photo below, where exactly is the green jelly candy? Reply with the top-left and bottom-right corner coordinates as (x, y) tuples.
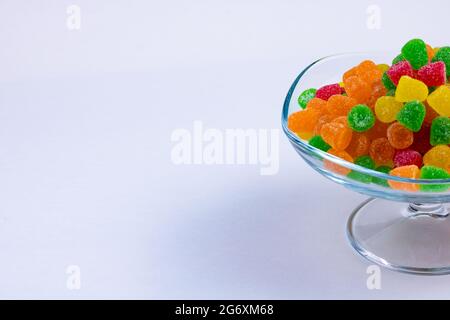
(355, 155), (376, 169)
(382, 72), (396, 90)
(432, 47), (450, 77)
(396, 100), (425, 132)
(372, 165), (391, 187)
(386, 89), (396, 97)
(430, 116), (450, 146)
(401, 39), (428, 70)
(347, 155), (375, 183)
(420, 165), (450, 192)
(298, 88), (316, 109)
(308, 135), (331, 152)
(347, 104), (375, 132)
(392, 54), (405, 65)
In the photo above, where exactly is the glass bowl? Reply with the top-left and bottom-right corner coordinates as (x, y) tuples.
(282, 53), (450, 275)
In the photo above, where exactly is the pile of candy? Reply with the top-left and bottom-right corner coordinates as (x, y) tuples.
(288, 39), (450, 192)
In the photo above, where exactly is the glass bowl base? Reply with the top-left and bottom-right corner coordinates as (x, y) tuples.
(347, 198), (450, 275)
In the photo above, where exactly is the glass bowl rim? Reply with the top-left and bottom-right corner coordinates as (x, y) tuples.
(281, 53), (450, 185)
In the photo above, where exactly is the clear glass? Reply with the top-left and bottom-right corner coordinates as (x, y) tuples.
(282, 53), (450, 275)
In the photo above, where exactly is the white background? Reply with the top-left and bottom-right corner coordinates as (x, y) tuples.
(1, 0), (450, 299)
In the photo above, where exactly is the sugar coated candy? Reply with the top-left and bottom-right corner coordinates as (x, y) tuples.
(286, 38), (450, 187)
(298, 88), (317, 109)
(388, 165), (420, 192)
(347, 104), (375, 132)
(420, 165), (450, 192)
(417, 61), (446, 87)
(423, 145), (450, 169)
(396, 100), (425, 132)
(327, 95), (357, 116)
(432, 47), (450, 77)
(401, 39), (429, 70)
(386, 61), (414, 86)
(394, 149), (423, 168)
(387, 122), (414, 149)
(321, 117), (352, 151)
(430, 116), (450, 145)
(395, 76), (429, 102)
(315, 84), (342, 101)
(369, 137), (395, 165)
(374, 96), (403, 123)
(427, 85), (450, 116)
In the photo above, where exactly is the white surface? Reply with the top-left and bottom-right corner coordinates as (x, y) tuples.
(1, 0), (450, 299)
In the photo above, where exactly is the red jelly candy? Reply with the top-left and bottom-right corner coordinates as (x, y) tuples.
(417, 61), (447, 87)
(393, 149), (423, 168)
(315, 84), (343, 101)
(386, 61), (414, 85)
(411, 122), (432, 155)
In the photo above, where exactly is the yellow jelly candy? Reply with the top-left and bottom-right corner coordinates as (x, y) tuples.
(427, 85), (450, 116)
(374, 96), (404, 123)
(377, 64), (390, 73)
(423, 145), (450, 169)
(395, 76), (429, 102)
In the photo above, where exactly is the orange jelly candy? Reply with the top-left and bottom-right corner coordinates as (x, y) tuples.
(388, 165), (420, 192)
(306, 97), (327, 114)
(369, 137), (395, 165)
(320, 117), (353, 151)
(288, 109), (321, 137)
(346, 132), (370, 158)
(324, 149), (353, 175)
(343, 76), (372, 104)
(387, 122), (414, 149)
(326, 95), (357, 116)
(313, 114), (334, 135)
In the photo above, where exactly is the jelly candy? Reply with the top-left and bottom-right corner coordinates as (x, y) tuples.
(344, 76), (372, 103)
(396, 100), (425, 132)
(393, 149), (423, 168)
(401, 39), (429, 70)
(298, 88), (317, 109)
(430, 116), (450, 145)
(420, 165), (450, 192)
(309, 135), (331, 152)
(417, 61), (446, 87)
(386, 61), (414, 86)
(306, 97), (327, 113)
(372, 165), (392, 187)
(388, 165), (420, 192)
(395, 76), (429, 102)
(423, 145), (450, 169)
(367, 79), (387, 108)
(326, 95), (357, 116)
(427, 85), (450, 116)
(432, 47), (450, 77)
(321, 118), (352, 151)
(288, 109), (320, 139)
(381, 72), (396, 90)
(377, 64), (390, 73)
(387, 122), (414, 149)
(346, 132), (370, 158)
(374, 96), (403, 123)
(347, 155), (375, 183)
(324, 149), (353, 175)
(315, 84), (343, 101)
(367, 120), (389, 140)
(369, 137), (395, 166)
(347, 104), (375, 132)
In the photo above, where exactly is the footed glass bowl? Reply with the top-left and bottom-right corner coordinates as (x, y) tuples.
(282, 53), (450, 275)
